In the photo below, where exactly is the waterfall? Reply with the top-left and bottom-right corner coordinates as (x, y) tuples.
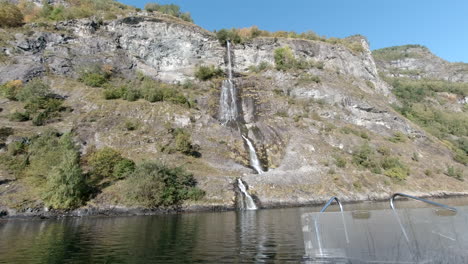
(227, 41), (233, 80)
(237, 179), (258, 210)
(219, 80), (238, 124)
(219, 41), (239, 124)
(242, 135), (264, 174)
(219, 41), (266, 175)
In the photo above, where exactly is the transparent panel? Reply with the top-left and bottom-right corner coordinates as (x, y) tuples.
(302, 207), (468, 263)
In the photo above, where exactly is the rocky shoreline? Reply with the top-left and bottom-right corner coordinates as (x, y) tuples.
(2, 191), (467, 220)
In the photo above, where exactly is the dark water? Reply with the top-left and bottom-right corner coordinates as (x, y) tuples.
(1, 197), (468, 264)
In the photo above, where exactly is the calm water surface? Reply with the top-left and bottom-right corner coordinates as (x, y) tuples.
(1, 197), (468, 263)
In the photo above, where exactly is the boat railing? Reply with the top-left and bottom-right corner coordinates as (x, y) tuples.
(314, 196), (350, 256)
(390, 192), (457, 242)
(390, 193), (457, 212)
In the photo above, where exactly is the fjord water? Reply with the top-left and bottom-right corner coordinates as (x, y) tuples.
(0, 209), (307, 263)
(2, 197), (468, 263)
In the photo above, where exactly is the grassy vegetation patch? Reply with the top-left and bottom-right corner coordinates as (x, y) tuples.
(274, 46), (325, 71)
(387, 77), (468, 165)
(144, 3), (193, 23)
(352, 143), (410, 181)
(194, 65), (224, 81)
(372, 45), (428, 61)
(16, 0), (133, 23)
(248, 62), (273, 73)
(102, 74), (193, 108)
(0, 129), (205, 209)
(1, 79), (67, 126)
(215, 26), (366, 54)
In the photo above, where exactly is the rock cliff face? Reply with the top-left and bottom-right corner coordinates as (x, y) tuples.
(1, 13), (467, 216)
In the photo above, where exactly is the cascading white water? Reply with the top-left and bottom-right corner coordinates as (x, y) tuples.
(242, 135), (264, 174)
(219, 80), (238, 124)
(219, 41), (265, 176)
(237, 178), (258, 210)
(227, 41), (233, 80)
(219, 41), (238, 124)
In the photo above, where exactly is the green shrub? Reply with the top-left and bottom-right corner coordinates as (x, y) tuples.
(424, 169), (433, 177)
(297, 73), (321, 85)
(48, 6), (66, 21)
(9, 111), (30, 122)
(216, 29), (243, 45)
(103, 86), (127, 100)
(334, 155), (347, 168)
(24, 129), (65, 178)
(0, 80), (23, 100)
(274, 46), (318, 71)
(352, 143), (378, 169)
(124, 120), (139, 131)
(446, 166), (464, 181)
(274, 46), (296, 71)
(248, 62), (272, 73)
(42, 134), (87, 209)
(173, 128), (200, 156)
(377, 145), (391, 156)
(365, 80), (375, 89)
(7, 140), (27, 156)
(453, 148), (468, 166)
(123, 88), (141, 101)
(78, 65), (113, 87)
(340, 126), (357, 135)
(113, 159), (135, 178)
(381, 157), (404, 170)
(384, 167), (408, 181)
(457, 138), (468, 155)
(0, 2), (24, 28)
(194, 65), (224, 81)
(352, 143), (410, 179)
(0, 127), (13, 143)
(32, 111), (49, 126)
(16, 79), (50, 103)
(83, 73), (108, 87)
(87, 147), (135, 180)
(387, 131), (407, 143)
(8, 79), (64, 125)
(353, 181), (362, 190)
(144, 3), (193, 22)
(126, 161), (205, 207)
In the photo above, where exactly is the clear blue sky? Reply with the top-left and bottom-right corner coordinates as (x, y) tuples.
(119, 0), (468, 62)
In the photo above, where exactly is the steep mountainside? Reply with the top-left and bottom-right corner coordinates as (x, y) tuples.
(373, 44), (468, 82)
(1, 9), (467, 217)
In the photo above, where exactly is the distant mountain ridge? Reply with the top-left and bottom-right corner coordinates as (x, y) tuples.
(373, 44), (468, 82)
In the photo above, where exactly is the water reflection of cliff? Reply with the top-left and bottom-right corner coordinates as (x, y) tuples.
(0, 208), (305, 263)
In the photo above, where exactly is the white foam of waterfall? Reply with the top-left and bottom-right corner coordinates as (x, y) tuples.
(219, 41), (239, 124)
(237, 179), (258, 210)
(219, 80), (238, 124)
(227, 40), (233, 80)
(242, 135), (264, 174)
